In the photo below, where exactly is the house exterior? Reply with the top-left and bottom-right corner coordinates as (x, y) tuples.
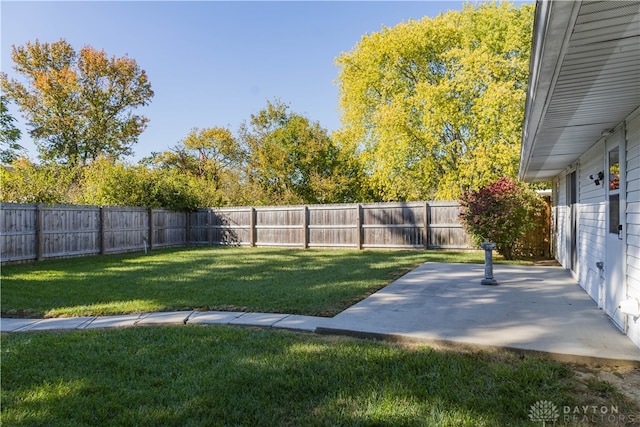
(519, 0), (640, 348)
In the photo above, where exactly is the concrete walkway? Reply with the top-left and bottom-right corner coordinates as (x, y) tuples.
(2, 262), (639, 366)
(0, 311), (331, 334)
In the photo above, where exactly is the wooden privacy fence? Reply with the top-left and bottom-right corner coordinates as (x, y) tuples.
(2, 200), (557, 264)
(1, 204), (188, 263)
(188, 202), (470, 250)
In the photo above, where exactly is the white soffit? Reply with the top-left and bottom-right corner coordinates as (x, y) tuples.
(519, 0), (640, 182)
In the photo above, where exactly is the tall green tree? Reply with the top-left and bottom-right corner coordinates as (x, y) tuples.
(1, 39), (153, 166)
(147, 127), (245, 177)
(0, 96), (24, 164)
(240, 100), (362, 205)
(142, 127), (247, 207)
(335, 1), (534, 200)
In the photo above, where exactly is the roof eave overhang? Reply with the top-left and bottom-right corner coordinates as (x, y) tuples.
(519, 1), (640, 183)
(518, 0), (581, 182)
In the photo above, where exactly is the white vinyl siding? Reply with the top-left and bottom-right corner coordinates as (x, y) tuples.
(577, 141), (607, 300)
(625, 108), (640, 347)
(550, 107), (640, 348)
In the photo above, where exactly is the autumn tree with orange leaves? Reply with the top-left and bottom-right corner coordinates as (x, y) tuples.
(1, 39), (153, 166)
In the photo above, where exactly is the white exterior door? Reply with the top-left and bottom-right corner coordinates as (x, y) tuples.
(605, 131), (626, 330)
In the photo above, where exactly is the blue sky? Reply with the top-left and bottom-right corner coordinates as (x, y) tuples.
(1, 1), (471, 162)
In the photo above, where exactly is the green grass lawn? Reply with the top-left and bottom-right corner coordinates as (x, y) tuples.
(1, 247), (488, 318)
(3, 248), (637, 426)
(3, 325), (635, 427)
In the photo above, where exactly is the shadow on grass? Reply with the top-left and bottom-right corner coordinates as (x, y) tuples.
(1, 326), (582, 427)
(1, 247), (486, 318)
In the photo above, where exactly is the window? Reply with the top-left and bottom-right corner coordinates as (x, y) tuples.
(609, 149), (620, 190)
(609, 194), (620, 234)
(608, 148), (620, 234)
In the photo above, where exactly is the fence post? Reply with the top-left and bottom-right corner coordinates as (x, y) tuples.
(207, 209), (213, 246)
(356, 204), (363, 250)
(302, 206), (309, 249)
(249, 207), (256, 247)
(35, 204), (44, 261)
(99, 207), (106, 255)
(148, 208), (154, 251)
(423, 202), (429, 250)
(185, 211), (190, 247)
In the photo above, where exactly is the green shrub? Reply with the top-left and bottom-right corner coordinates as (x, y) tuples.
(77, 157), (199, 211)
(0, 158), (78, 204)
(459, 177), (545, 260)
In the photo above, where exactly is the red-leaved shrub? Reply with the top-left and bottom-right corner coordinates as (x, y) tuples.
(459, 177), (545, 260)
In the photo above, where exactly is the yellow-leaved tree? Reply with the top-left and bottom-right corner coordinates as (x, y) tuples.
(335, 1), (534, 200)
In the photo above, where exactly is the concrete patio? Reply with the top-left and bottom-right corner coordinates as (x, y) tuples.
(318, 263), (640, 366)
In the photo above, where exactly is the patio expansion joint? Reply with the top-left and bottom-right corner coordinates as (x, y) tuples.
(76, 317), (98, 329)
(9, 319), (43, 332)
(270, 314), (293, 328)
(133, 313), (150, 326)
(183, 311), (195, 324)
